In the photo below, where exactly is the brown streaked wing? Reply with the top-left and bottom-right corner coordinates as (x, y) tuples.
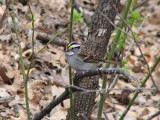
(79, 47), (104, 63)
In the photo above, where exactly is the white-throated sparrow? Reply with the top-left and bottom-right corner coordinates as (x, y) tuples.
(65, 42), (118, 71)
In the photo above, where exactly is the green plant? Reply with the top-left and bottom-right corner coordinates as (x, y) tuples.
(97, 0), (133, 119)
(0, 0), (4, 4)
(68, 0), (75, 119)
(119, 56), (160, 120)
(73, 10), (83, 25)
(10, 1), (31, 120)
(28, 13), (36, 22)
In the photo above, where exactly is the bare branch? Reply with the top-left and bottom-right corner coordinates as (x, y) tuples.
(146, 110), (160, 120)
(73, 68), (133, 86)
(32, 89), (69, 120)
(79, 114), (88, 120)
(36, 32), (68, 47)
(103, 109), (110, 120)
(67, 85), (160, 93)
(0, 0), (11, 29)
(133, 0), (150, 10)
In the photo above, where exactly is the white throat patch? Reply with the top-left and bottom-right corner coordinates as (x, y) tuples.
(66, 51), (74, 56)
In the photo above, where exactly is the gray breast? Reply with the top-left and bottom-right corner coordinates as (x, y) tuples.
(66, 55), (97, 71)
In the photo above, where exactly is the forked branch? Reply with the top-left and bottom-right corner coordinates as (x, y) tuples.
(32, 68), (133, 120)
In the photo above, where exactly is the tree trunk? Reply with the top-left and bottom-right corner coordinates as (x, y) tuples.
(66, 0), (120, 119)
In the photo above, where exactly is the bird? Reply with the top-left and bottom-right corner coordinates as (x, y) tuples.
(65, 42), (118, 71)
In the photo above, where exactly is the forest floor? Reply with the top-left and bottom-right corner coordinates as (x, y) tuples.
(0, 0), (160, 120)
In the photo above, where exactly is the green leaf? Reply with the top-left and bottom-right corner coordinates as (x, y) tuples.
(73, 10), (83, 25)
(28, 13), (36, 22)
(122, 60), (128, 65)
(131, 10), (140, 20)
(0, 0), (4, 3)
(128, 18), (135, 26)
(122, 66), (132, 72)
(118, 41), (127, 50)
(139, 17), (149, 21)
(120, 33), (125, 40)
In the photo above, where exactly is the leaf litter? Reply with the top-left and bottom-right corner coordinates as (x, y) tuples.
(0, 0), (159, 120)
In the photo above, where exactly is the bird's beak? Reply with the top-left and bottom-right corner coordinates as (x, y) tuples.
(65, 49), (70, 52)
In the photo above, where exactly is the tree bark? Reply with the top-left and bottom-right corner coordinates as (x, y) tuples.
(66, 0), (120, 120)
(86, 0), (120, 57)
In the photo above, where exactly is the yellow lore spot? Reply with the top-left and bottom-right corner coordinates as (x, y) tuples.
(68, 46), (73, 49)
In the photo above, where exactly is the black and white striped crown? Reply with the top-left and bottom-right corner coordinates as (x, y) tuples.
(67, 42), (81, 49)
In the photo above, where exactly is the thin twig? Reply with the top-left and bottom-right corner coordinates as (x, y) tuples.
(10, 1), (31, 119)
(0, 0), (19, 46)
(113, 5), (159, 91)
(32, 62), (160, 120)
(67, 85), (160, 93)
(0, 0), (11, 29)
(119, 56), (160, 120)
(123, 10), (150, 61)
(103, 109), (110, 120)
(133, 0), (150, 10)
(98, 1), (132, 119)
(32, 89), (69, 120)
(27, 2), (35, 59)
(36, 28), (68, 55)
(36, 32), (68, 47)
(31, 85), (160, 120)
(25, 27), (68, 82)
(146, 110), (160, 120)
(80, 114), (88, 120)
(97, 9), (133, 39)
(68, 0), (75, 119)
(73, 68), (133, 85)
